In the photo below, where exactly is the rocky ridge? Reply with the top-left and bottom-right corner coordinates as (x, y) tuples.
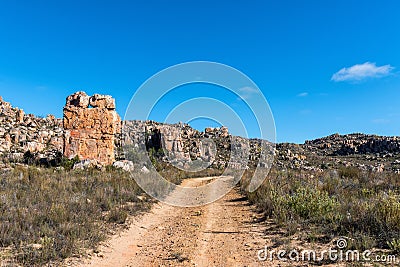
(1, 93), (400, 173)
(305, 133), (400, 156)
(0, 96), (63, 168)
(277, 133), (400, 173)
(121, 120), (275, 170)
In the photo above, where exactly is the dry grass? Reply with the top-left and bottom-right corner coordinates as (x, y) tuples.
(5, 150), (399, 265)
(0, 166), (153, 266)
(241, 167), (400, 253)
(0, 153), (221, 266)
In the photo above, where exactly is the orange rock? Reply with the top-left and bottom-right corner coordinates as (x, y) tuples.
(63, 91), (121, 165)
(16, 109), (24, 123)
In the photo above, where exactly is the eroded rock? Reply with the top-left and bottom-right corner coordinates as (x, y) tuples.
(89, 94), (115, 109)
(63, 92), (121, 165)
(0, 96), (63, 162)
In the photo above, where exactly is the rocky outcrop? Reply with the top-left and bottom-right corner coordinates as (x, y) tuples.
(305, 133), (400, 156)
(2, 92), (400, 174)
(121, 120), (274, 170)
(63, 92), (121, 166)
(0, 93), (270, 170)
(272, 133), (400, 173)
(0, 96), (63, 164)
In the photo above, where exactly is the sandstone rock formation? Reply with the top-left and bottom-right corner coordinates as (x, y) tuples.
(121, 120), (273, 170)
(2, 92), (400, 174)
(0, 96), (63, 164)
(63, 92), (121, 165)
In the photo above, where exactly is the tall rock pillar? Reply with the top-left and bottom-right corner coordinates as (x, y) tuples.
(63, 91), (121, 165)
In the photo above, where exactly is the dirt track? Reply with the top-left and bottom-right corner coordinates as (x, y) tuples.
(77, 177), (269, 267)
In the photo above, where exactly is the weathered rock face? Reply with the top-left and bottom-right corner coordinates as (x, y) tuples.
(121, 121), (273, 170)
(63, 92), (121, 165)
(1, 93), (269, 169)
(0, 97), (63, 163)
(121, 121), (192, 165)
(4, 91), (400, 174)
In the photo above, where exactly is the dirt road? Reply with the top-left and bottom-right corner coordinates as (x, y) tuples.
(77, 176), (269, 267)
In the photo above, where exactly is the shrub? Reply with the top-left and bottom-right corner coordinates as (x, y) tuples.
(60, 155), (80, 170)
(388, 238), (400, 253)
(285, 186), (338, 222)
(23, 151), (36, 165)
(0, 167), (150, 265)
(107, 208), (128, 224)
(241, 167), (400, 251)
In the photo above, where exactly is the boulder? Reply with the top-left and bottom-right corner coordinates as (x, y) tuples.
(73, 159), (102, 170)
(113, 160), (134, 172)
(65, 91), (90, 108)
(89, 94), (115, 109)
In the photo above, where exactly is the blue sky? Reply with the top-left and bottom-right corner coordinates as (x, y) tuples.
(1, 0), (400, 143)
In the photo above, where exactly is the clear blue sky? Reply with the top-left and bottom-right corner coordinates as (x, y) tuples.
(1, 0), (400, 143)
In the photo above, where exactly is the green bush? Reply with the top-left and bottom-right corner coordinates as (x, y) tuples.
(107, 208), (128, 224)
(241, 167), (400, 251)
(61, 155), (80, 170)
(285, 186), (338, 222)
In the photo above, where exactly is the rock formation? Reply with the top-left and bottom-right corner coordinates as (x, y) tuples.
(0, 96), (63, 166)
(121, 120), (272, 170)
(63, 92), (121, 165)
(2, 92), (400, 173)
(304, 133), (400, 156)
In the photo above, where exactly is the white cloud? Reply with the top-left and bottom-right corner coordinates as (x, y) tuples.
(297, 92), (308, 97)
(331, 62), (394, 82)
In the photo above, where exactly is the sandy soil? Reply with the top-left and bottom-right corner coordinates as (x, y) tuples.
(70, 176), (366, 267)
(74, 176), (270, 267)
